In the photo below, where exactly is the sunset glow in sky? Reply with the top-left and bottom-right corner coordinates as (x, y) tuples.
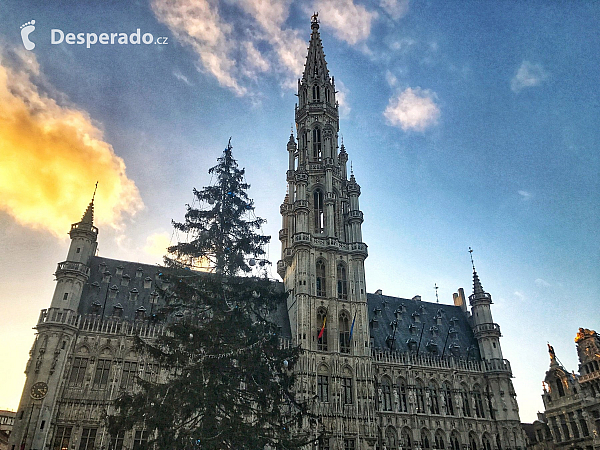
(0, 0), (598, 422)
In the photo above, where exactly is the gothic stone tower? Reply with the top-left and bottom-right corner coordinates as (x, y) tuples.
(277, 14), (378, 449)
(10, 200), (98, 450)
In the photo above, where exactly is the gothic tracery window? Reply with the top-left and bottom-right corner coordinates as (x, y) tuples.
(416, 379), (425, 413)
(339, 311), (351, 353)
(314, 190), (324, 232)
(398, 378), (408, 412)
(444, 382), (455, 415)
(381, 377), (392, 411)
(317, 307), (328, 351)
(337, 263), (348, 299)
(316, 259), (326, 297)
(313, 128), (322, 159)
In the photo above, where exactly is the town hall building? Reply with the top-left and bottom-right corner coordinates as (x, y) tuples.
(10, 16), (527, 450)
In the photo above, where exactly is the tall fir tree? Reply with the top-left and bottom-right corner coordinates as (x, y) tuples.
(109, 140), (308, 449)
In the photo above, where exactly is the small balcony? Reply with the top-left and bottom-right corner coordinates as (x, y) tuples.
(55, 261), (90, 277)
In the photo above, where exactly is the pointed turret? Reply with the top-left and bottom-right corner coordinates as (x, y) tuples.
(52, 189), (99, 310)
(472, 268), (485, 295)
(302, 13), (330, 84)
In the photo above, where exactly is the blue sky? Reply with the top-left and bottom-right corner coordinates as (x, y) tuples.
(0, 0), (598, 422)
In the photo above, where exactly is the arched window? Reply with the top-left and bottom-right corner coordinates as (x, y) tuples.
(339, 311), (351, 353)
(313, 84), (320, 101)
(317, 307), (327, 351)
(422, 429), (431, 450)
(556, 378), (565, 397)
(386, 427), (397, 449)
(482, 435), (492, 450)
(317, 365), (329, 402)
(313, 128), (322, 159)
(316, 259), (326, 297)
(416, 380), (425, 413)
(474, 385), (485, 418)
(461, 384), (471, 417)
(398, 378), (408, 412)
(402, 429), (413, 450)
(325, 88), (330, 103)
(444, 382), (454, 415)
(450, 432), (461, 450)
(435, 431), (446, 450)
(337, 263), (347, 299)
(381, 377), (392, 411)
(429, 381), (440, 414)
(314, 189), (324, 233)
(469, 434), (478, 450)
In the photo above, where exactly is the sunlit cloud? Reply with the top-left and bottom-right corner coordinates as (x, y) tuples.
(511, 61), (548, 93)
(0, 50), (143, 238)
(380, 0), (409, 20)
(384, 87), (440, 131)
(313, 0), (377, 45)
(143, 232), (171, 259)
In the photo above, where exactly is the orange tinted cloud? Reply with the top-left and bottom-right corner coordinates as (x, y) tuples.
(0, 50), (143, 237)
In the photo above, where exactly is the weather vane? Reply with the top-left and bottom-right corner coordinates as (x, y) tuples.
(92, 181), (98, 201)
(468, 247), (475, 271)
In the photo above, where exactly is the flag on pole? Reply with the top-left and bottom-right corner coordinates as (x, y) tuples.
(318, 311), (327, 339)
(348, 311), (357, 342)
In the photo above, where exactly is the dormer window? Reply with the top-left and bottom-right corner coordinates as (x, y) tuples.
(113, 303), (123, 318)
(91, 301), (101, 314)
(136, 267), (143, 278)
(121, 274), (130, 287)
(109, 285), (118, 299)
(135, 306), (146, 320)
(129, 288), (139, 302)
(116, 265), (124, 276)
(144, 277), (152, 289)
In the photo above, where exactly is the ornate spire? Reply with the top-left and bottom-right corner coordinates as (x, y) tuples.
(469, 247), (485, 294)
(302, 12), (329, 83)
(80, 182), (97, 225)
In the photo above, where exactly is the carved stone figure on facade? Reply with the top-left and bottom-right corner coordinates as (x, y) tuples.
(378, 387), (383, 410)
(393, 387), (400, 411)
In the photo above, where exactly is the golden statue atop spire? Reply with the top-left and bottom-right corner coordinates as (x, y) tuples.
(311, 12), (319, 23)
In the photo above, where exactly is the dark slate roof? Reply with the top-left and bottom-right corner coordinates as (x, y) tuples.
(79, 256), (292, 340)
(367, 293), (480, 360)
(79, 256), (167, 320)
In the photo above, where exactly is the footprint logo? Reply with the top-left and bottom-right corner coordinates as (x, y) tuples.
(20, 20), (36, 51)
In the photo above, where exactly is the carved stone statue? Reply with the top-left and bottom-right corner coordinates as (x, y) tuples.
(393, 387), (400, 411)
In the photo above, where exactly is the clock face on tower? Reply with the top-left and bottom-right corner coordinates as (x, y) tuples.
(30, 381), (48, 400)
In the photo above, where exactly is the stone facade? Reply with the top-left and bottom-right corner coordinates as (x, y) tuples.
(9, 16), (526, 450)
(525, 329), (600, 450)
(0, 411), (15, 450)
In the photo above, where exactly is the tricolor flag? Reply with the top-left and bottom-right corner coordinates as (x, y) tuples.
(318, 311), (327, 339)
(348, 311), (357, 342)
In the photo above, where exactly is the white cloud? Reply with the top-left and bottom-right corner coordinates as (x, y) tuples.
(535, 278), (551, 288)
(336, 79), (351, 118)
(152, 0), (307, 95)
(518, 190), (533, 201)
(173, 70), (193, 86)
(511, 61), (548, 93)
(389, 37), (416, 53)
(380, 0), (409, 20)
(385, 70), (397, 87)
(513, 291), (526, 301)
(152, 0), (245, 95)
(313, 0), (377, 45)
(384, 87), (440, 131)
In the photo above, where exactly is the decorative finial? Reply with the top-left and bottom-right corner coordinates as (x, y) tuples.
(341, 134), (344, 146)
(350, 161), (354, 176)
(311, 12), (319, 23)
(92, 181), (98, 202)
(435, 283), (439, 303)
(291, 124), (294, 135)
